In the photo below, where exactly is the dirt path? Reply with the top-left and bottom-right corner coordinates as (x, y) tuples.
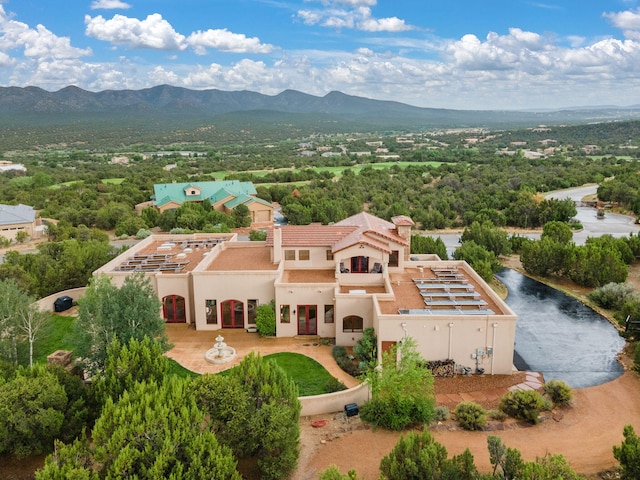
(295, 371), (640, 479)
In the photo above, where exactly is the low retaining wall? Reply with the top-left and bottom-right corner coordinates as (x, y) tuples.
(36, 287), (87, 312)
(300, 382), (370, 416)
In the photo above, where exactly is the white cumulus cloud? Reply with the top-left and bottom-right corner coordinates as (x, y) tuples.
(0, 5), (91, 60)
(90, 0), (132, 10)
(84, 14), (187, 50)
(604, 8), (640, 30)
(187, 29), (274, 54)
(297, 1), (412, 32)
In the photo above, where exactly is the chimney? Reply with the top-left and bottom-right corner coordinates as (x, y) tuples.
(273, 227), (282, 263)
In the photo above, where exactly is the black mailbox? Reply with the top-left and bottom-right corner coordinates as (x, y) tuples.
(344, 403), (359, 417)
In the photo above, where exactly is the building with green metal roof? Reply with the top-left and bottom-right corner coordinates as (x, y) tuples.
(152, 181), (274, 226)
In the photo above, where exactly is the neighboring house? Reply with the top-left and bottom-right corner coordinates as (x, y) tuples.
(0, 161), (27, 173)
(149, 180), (274, 227)
(95, 212), (517, 374)
(0, 204), (41, 241)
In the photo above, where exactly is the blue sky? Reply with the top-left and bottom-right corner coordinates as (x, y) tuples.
(1, 0), (640, 110)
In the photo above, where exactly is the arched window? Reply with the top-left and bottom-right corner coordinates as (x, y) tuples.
(343, 315), (363, 333)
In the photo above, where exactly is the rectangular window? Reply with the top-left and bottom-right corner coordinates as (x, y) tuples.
(280, 305), (290, 323)
(248, 299), (258, 324)
(284, 250), (295, 260)
(205, 299), (217, 324)
(389, 250), (399, 267)
(326, 250), (334, 261)
(324, 305), (334, 323)
(299, 250), (310, 261)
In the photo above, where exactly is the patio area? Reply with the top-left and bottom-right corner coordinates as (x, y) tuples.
(164, 324), (361, 388)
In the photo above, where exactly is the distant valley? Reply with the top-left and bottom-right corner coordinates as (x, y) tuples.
(2, 85), (640, 148)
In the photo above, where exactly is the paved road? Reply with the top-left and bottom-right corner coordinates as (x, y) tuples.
(428, 184), (640, 253)
(546, 184), (640, 244)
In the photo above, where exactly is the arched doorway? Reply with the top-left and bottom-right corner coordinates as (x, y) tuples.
(163, 295), (186, 323)
(221, 300), (244, 328)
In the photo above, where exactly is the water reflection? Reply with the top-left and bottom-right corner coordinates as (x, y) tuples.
(495, 268), (625, 388)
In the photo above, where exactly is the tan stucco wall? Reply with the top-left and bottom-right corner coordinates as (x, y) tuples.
(0, 221), (35, 241)
(282, 246), (335, 269)
(300, 382), (370, 416)
(373, 311), (517, 375)
(275, 282), (336, 337)
(192, 269), (279, 330)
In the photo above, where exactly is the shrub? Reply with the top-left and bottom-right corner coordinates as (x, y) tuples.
(135, 228), (152, 239)
(318, 465), (361, 480)
(499, 389), (551, 424)
(248, 229), (267, 241)
(542, 379), (573, 406)
(488, 409), (507, 421)
(434, 405), (450, 421)
(454, 402), (487, 431)
(332, 345), (361, 377)
(255, 302), (276, 337)
(325, 377), (347, 393)
(634, 343), (640, 373)
(353, 328), (377, 371)
(360, 396), (434, 431)
(588, 282), (639, 310)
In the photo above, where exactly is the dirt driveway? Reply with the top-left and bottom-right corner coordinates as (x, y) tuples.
(294, 357), (640, 480)
(294, 259), (640, 480)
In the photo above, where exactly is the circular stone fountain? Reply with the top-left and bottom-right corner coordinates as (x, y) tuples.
(204, 335), (237, 364)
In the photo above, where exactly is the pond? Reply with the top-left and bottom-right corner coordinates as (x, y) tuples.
(495, 268), (625, 388)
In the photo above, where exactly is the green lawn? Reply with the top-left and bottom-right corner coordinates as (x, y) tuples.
(264, 352), (343, 396)
(18, 314), (80, 365)
(21, 318), (340, 395)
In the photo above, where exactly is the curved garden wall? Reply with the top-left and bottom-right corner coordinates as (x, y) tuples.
(299, 382), (370, 416)
(36, 287), (87, 312)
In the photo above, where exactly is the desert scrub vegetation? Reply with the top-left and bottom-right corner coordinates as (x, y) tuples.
(499, 389), (551, 424)
(454, 401), (487, 431)
(542, 379), (573, 407)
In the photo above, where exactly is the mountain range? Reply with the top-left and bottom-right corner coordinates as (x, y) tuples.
(2, 84), (640, 131)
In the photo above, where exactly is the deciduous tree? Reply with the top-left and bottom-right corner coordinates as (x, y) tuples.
(74, 273), (169, 374)
(360, 337), (435, 430)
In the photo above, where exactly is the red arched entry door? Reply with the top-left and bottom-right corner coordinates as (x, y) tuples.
(163, 295), (186, 323)
(221, 300), (244, 328)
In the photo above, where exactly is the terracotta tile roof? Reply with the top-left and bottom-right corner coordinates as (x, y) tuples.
(266, 212), (409, 254)
(332, 212), (409, 252)
(266, 225), (357, 247)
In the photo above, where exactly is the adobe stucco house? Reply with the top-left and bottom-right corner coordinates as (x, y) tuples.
(0, 204), (41, 241)
(136, 180), (274, 227)
(95, 212), (517, 374)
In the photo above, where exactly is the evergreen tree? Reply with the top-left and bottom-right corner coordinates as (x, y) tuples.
(613, 425), (640, 479)
(379, 429), (477, 480)
(38, 377), (241, 480)
(0, 366), (67, 457)
(191, 352), (301, 480)
(94, 336), (170, 404)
